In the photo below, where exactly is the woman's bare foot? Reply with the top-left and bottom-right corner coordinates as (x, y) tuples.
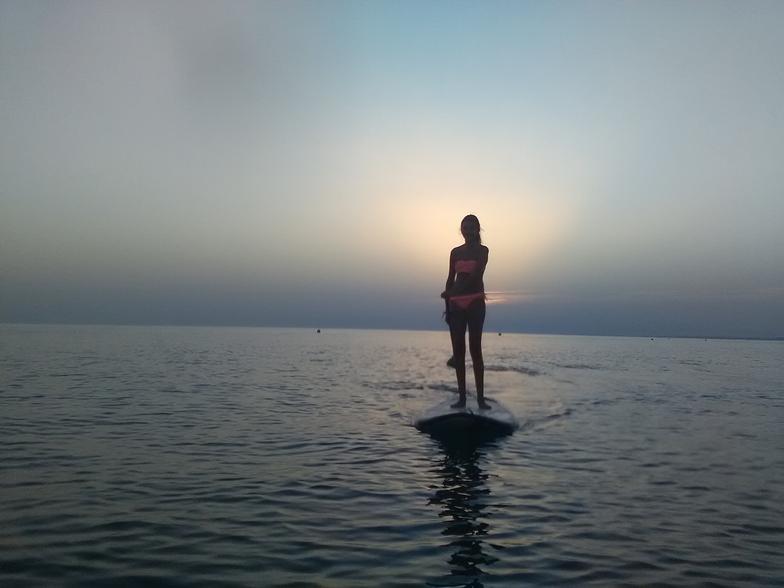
(446, 356), (456, 368)
(451, 397), (466, 409)
(478, 399), (491, 410)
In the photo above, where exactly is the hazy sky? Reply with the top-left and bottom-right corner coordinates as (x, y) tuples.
(2, 0), (783, 337)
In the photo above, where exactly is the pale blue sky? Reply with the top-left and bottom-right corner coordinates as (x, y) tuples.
(2, 0), (783, 337)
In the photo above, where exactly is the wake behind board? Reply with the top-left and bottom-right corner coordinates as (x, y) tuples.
(414, 397), (518, 437)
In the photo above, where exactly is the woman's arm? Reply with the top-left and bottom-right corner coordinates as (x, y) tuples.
(441, 249), (456, 299)
(469, 246), (489, 283)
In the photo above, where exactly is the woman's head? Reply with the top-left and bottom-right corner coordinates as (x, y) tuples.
(461, 214), (481, 244)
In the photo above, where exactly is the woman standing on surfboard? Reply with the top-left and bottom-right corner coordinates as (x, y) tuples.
(441, 214), (490, 410)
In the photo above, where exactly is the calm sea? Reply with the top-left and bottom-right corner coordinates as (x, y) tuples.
(1, 324), (783, 587)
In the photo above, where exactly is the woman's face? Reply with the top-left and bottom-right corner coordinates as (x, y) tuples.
(461, 218), (480, 242)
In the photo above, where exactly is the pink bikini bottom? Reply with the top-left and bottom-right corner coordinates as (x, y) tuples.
(449, 292), (485, 310)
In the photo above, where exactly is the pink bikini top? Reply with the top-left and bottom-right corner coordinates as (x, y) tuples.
(454, 260), (476, 274)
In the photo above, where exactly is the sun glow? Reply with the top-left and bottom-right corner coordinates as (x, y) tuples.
(323, 120), (581, 294)
(347, 181), (576, 297)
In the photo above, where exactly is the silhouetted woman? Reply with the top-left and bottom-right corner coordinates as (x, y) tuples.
(441, 214), (489, 409)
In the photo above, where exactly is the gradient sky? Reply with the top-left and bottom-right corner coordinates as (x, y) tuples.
(2, 0), (783, 337)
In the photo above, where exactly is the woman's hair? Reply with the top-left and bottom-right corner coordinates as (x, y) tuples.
(461, 214), (482, 244)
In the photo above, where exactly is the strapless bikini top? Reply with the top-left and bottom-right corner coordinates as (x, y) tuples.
(454, 260), (476, 274)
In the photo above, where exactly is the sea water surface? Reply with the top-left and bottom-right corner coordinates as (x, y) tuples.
(1, 324), (783, 587)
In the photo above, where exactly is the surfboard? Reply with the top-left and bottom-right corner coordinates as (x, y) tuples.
(414, 396), (518, 437)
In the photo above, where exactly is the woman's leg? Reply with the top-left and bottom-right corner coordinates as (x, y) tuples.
(448, 301), (467, 408)
(466, 299), (488, 408)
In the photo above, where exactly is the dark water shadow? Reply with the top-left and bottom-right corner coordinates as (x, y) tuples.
(425, 434), (510, 588)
